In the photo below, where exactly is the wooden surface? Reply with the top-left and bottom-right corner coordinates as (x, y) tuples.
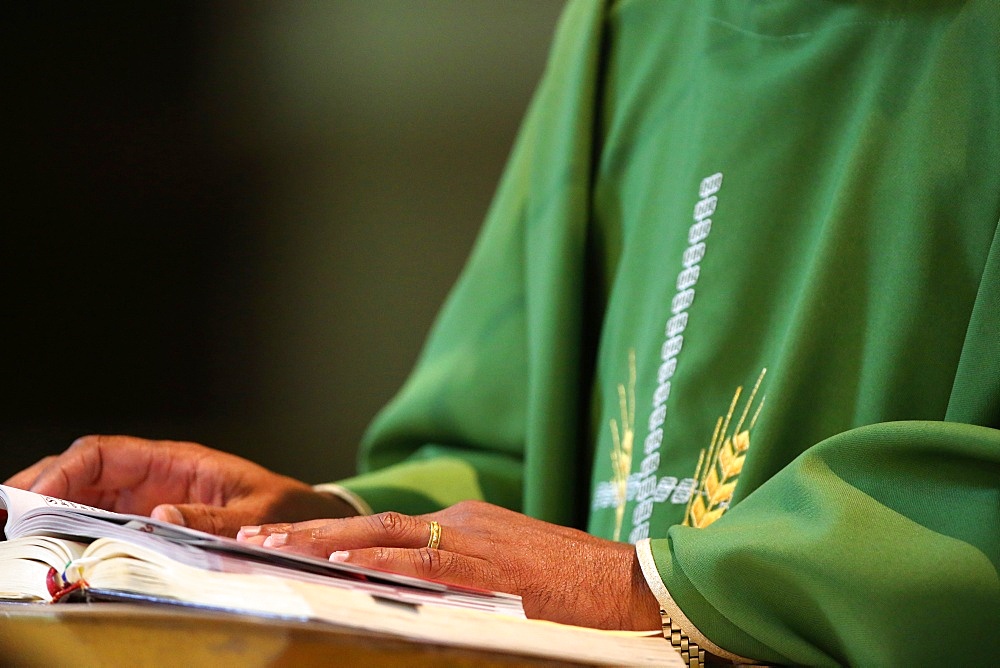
(0, 602), (584, 667)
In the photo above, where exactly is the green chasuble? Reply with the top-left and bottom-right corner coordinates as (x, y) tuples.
(338, 0), (1000, 664)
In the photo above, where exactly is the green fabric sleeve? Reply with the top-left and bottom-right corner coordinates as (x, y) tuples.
(335, 450), (523, 517)
(650, 420), (1000, 666)
(651, 220), (1000, 665)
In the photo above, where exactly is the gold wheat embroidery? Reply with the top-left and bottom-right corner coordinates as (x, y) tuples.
(609, 349), (637, 542)
(684, 368), (767, 528)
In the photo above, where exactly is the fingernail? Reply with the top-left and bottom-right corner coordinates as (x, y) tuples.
(154, 505), (186, 527)
(237, 526), (261, 540)
(263, 533), (287, 548)
(329, 551), (350, 563)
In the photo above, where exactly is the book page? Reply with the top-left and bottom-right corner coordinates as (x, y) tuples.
(0, 536), (88, 601)
(1, 484), (113, 539)
(76, 537), (522, 616)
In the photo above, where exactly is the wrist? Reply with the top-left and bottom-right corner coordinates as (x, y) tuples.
(311, 482), (371, 517)
(630, 549), (666, 631)
(260, 477), (361, 524)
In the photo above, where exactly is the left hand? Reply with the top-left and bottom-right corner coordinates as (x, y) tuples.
(236, 500), (661, 630)
(5, 435), (356, 537)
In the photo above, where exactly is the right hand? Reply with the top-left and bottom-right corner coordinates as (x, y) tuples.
(5, 435), (357, 537)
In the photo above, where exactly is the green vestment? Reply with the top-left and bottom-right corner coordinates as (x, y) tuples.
(339, 1), (1000, 663)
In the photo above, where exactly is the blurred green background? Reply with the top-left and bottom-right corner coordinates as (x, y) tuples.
(3, 1), (565, 483)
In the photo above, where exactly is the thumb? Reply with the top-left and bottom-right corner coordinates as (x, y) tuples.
(151, 503), (248, 538)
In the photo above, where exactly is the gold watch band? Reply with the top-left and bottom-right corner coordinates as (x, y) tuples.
(660, 608), (707, 667)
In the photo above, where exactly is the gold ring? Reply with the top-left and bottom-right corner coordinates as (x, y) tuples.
(426, 520), (442, 550)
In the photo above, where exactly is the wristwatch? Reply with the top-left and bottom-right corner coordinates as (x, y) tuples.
(661, 608), (707, 667)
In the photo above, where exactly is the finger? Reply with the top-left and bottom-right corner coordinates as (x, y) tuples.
(236, 521), (297, 542)
(329, 547), (489, 590)
(152, 502), (251, 538)
(26, 436), (159, 500)
(26, 436), (218, 514)
(239, 511), (449, 556)
(4, 456), (58, 489)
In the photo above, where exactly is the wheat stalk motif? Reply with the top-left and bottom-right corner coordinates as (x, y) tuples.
(684, 368), (767, 529)
(609, 349), (637, 542)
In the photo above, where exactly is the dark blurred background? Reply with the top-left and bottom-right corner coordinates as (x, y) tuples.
(2, 1), (565, 483)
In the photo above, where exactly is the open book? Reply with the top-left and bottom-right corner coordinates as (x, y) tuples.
(0, 484), (520, 614)
(0, 485), (680, 666)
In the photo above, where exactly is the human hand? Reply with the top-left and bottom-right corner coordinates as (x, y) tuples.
(236, 500), (662, 630)
(5, 435), (357, 536)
